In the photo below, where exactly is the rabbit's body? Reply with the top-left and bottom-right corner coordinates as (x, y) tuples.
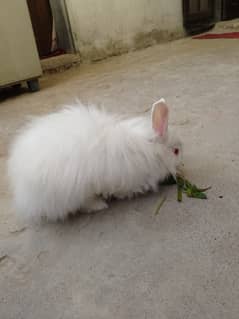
(8, 100), (182, 222)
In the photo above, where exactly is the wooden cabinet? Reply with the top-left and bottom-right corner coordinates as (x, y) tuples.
(0, 0), (42, 90)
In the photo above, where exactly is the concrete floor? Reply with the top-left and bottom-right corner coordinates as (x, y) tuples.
(1, 33), (239, 319)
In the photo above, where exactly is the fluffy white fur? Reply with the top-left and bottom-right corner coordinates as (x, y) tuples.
(8, 100), (182, 222)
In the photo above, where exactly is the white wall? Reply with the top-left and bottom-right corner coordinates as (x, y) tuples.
(66, 0), (184, 61)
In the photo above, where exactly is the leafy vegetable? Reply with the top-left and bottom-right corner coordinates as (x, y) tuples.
(154, 173), (211, 215)
(177, 184), (183, 202)
(154, 195), (167, 215)
(176, 174), (211, 201)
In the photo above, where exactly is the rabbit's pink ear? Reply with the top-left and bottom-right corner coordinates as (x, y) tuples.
(151, 98), (169, 138)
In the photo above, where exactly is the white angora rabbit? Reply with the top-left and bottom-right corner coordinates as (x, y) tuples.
(8, 99), (182, 222)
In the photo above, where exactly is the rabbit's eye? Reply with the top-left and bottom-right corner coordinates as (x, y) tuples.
(173, 148), (179, 155)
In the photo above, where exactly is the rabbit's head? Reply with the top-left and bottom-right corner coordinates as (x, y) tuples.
(150, 98), (183, 176)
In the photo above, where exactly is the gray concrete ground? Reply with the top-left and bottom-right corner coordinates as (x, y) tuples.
(1, 31), (239, 319)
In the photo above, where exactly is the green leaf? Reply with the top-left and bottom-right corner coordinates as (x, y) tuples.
(196, 186), (212, 192)
(177, 185), (183, 202)
(191, 192), (207, 199)
(154, 195), (167, 215)
(176, 174), (210, 200)
(154, 173), (210, 215)
(186, 188), (192, 197)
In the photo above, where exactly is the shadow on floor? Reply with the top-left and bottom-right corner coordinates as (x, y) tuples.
(0, 85), (29, 103)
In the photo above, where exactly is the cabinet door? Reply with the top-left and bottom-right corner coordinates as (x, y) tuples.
(0, 0), (42, 87)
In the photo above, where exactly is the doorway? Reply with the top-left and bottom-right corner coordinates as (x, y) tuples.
(222, 0), (239, 20)
(26, 0), (74, 59)
(183, 0), (216, 34)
